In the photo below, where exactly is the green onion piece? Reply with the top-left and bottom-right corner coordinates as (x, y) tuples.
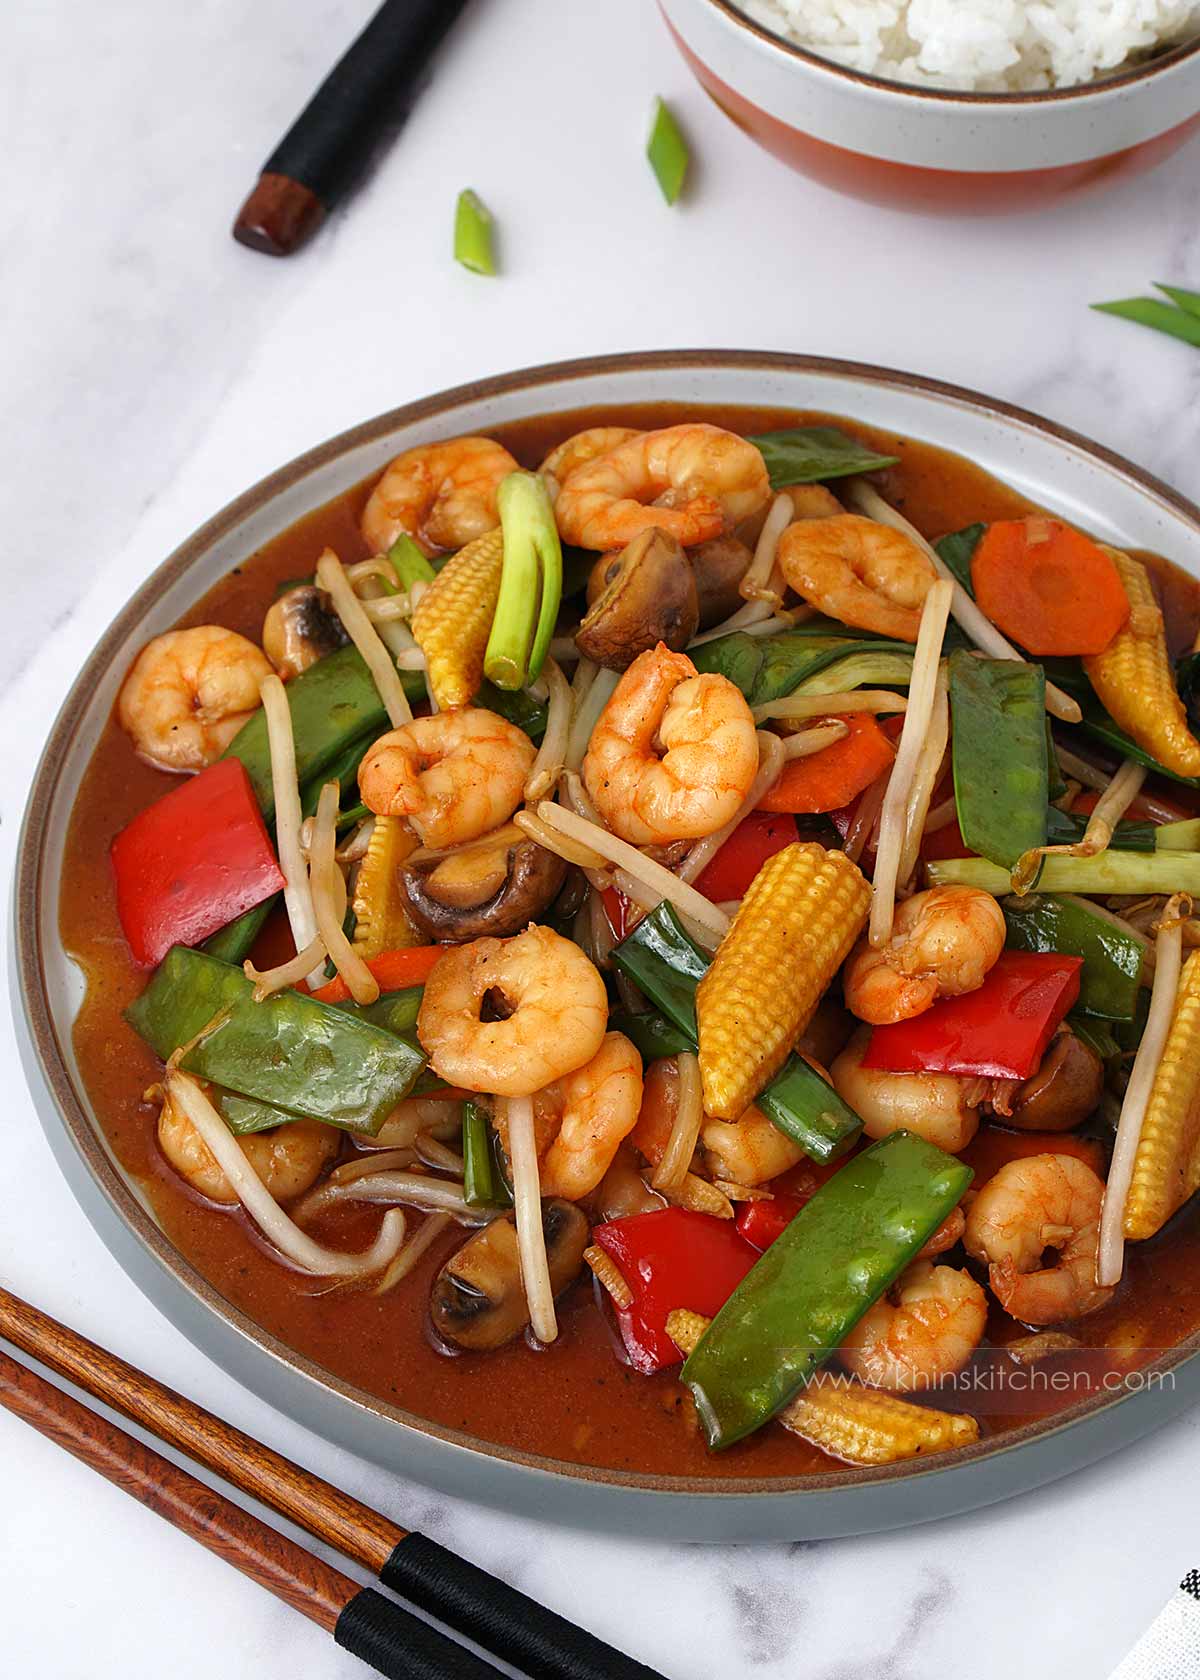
(387, 534), (435, 591)
(1156, 283), (1200, 321)
(484, 471), (563, 690)
(1156, 816), (1200, 850)
(647, 97), (689, 205)
(1091, 298), (1200, 349)
(929, 852), (1200, 896)
(454, 189), (497, 276)
(462, 1101), (497, 1207)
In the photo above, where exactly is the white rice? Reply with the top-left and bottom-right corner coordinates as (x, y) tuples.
(739, 0), (1200, 90)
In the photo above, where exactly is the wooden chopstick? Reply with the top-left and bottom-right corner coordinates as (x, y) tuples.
(0, 1285), (664, 1680)
(0, 1342), (499, 1680)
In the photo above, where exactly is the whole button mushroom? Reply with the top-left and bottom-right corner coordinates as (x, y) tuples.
(577, 530), (699, 669)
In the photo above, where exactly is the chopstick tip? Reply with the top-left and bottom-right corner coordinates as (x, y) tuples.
(233, 172), (325, 257)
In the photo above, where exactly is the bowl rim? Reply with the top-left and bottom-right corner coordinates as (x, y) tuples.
(17, 346), (1200, 1502)
(696, 0), (1200, 106)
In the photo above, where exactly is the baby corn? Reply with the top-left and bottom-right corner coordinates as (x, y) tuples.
(665, 1310), (978, 1465)
(1125, 948), (1200, 1240)
(411, 528), (504, 709)
(352, 815), (420, 957)
(1083, 549), (1200, 778)
(696, 842), (870, 1120)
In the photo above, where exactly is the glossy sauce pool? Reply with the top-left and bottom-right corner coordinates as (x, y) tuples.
(59, 404), (1200, 1480)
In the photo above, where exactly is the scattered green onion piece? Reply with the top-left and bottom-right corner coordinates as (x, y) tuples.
(647, 97), (689, 205)
(484, 471), (563, 690)
(1156, 283), (1200, 320)
(1092, 298), (1200, 350)
(386, 533), (435, 591)
(454, 189), (497, 276)
(462, 1102), (498, 1207)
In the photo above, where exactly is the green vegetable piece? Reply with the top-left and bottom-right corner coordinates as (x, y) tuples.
(1043, 807), (1156, 853)
(792, 649), (915, 697)
(203, 899), (275, 965)
(607, 1009), (694, 1060)
(949, 651), (1047, 869)
(691, 628), (914, 706)
(750, 427), (898, 491)
(646, 97), (689, 205)
(682, 1131), (972, 1449)
(1067, 1012), (1122, 1066)
(223, 646), (421, 821)
(611, 904), (861, 1163)
(1158, 283), (1200, 320)
(929, 852), (1200, 896)
(476, 678), (548, 742)
(387, 533), (435, 591)
(1004, 894), (1143, 1020)
(454, 189), (497, 275)
(1158, 817), (1200, 850)
(1092, 297), (1200, 350)
(463, 1101), (509, 1208)
(484, 471), (563, 690)
(1045, 721), (1067, 804)
(1043, 658), (1200, 789)
(934, 525), (984, 596)
(126, 948), (425, 1135)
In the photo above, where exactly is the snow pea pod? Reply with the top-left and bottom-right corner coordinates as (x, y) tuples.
(681, 1131), (973, 1449)
(949, 651), (1047, 869)
(1004, 894), (1143, 1020)
(611, 905), (861, 1163)
(126, 947), (425, 1134)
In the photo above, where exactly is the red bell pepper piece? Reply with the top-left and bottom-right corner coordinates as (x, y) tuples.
(591, 1208), (758, 1374)
(601, 886), (634, 944)
(310, 945), (444, 1003)
(734, 1154), (851, 1250)
(693, 811), (798, 902)
(920, 814), (976, 862)
(862, 951), (1083, 1081)
(110, 759), (285, 968)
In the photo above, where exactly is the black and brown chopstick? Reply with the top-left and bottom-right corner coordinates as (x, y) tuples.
(0, 1285), (664, 1680)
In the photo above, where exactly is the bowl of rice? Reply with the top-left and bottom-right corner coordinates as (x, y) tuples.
(660, 0), (1200, 211)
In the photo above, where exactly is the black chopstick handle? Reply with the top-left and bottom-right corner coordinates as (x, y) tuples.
(382, 1533), (667, 1680)
(335, 1586), (501, 1680)
(263, 0), (472, 205)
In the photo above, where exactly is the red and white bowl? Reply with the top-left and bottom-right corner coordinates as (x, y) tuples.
(661, 0), (1200, 212)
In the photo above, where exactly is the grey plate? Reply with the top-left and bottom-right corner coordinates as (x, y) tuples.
(14, 350), (1200, 1540)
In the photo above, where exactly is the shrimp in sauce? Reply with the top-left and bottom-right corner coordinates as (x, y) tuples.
(965, 1153), (1114, 1324)
(777, 513), (937, 641)
(536, 1032), (644, 1200)
(843, 885), (1006, 1025)
(118, 626), (272, 772)
(840, 1261), (987, 1392)
(361, 436), (518, 556)
(358, 708), (535, 848)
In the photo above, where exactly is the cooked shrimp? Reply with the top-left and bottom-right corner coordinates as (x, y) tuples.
(555, 424), (770, 552)
(536, 1032), (644, 1200)
(417, 925), (608, 1096)
(701, 1104), (806, 1186)
(917, 1206), (967, 1260)
(840, 1262), (987, 1392)
(583, 644), (758, 844)
(629, 1056), (685, 1169)
(361, 436), (518, 556)
(157, 1089), (337, 1206)
(540, 427), (640, 495)
(964, 1153), (1114, 1324)
(118, 626), (272, 772)
(777, 514), (938, 641)
(843, 886), (1006, 1025)
(830, 1028), (981, 1153)
(358, 708), (535, 848)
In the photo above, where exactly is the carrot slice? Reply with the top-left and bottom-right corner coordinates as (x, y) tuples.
(758, 714), (896, 815)
(970, 518), (1130, 657)
(311, 945), (443, 1003)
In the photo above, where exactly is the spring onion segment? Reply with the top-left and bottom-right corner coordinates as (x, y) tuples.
(168, 1070), (405, 1277)
(1092, 294), (1200, 350)
(647, 96), (690, 205)
(506, 1095), (558, 1343)
(870, 579), (953, 946)
(930, 853), (1200, 896)
(485, 471), (563, 690)
(316, 549), (413, 727)
(454, 188), (497, 275)
(1098, 898), (1187, 1285)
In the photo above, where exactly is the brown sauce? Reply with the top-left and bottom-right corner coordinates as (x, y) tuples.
(59, 403), (1200, 1480)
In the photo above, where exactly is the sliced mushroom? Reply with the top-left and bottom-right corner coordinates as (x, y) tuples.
(430, 1199), (590, 1351)
(263, 584), (349, 679)
(1006, 1030), (1104, 1133)
(577, 530), (699, 669)
(689, 535), (754, 628)
(399, 825), (566, 942)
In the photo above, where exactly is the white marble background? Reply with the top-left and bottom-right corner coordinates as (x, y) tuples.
(4, 1), (1200, 1675)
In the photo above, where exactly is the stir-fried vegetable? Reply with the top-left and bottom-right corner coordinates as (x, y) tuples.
(948, 651), (1047, 870)
(690, 624), (917, 707)
(756, 714), (895, 814)
(127, 947), (426, 1134)
(969, 518), (1130, 656)
(691, 811), (798, 902)
(611, 902), (863, 1162)
(749, 426), (899, 490)
(862, 951), (1082, 1080)
(696, 843), (870, 1119)
(646, 97), (690, 205)
(411, 528), (504, 708)
(311, 945), (443, 1004)
(484, 471), (562, 691)
(680, 1131), (973, 1449)
(930, 852), (1200, 896)
(110, 759), (284, 968)
(453, 188), (497, 275)
(1123, 947), (1200, 1241)
(1042, 807), (1156, 853)
(1004, 894), (1144, 1019)
(349, 816), (420, 959)
(462, 1101), (510, 1208)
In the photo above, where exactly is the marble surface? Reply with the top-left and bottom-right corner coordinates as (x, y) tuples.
(5, 0), (1200, 1674)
